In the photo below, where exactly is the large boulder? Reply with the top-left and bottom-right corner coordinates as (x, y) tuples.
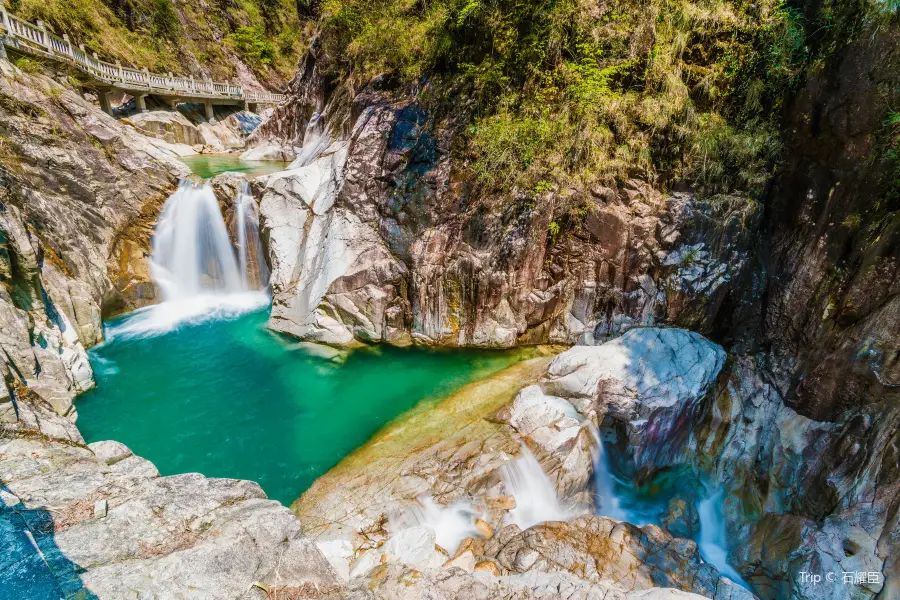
(0, 432), (342, 599)
(487, 516), (755, 600)
(127, 110), (205, 146)
(260, 141), (410, 346)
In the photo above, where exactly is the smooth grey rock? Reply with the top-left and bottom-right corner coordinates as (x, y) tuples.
(0, 432), (343, 599)
(88, 440), (134, 465)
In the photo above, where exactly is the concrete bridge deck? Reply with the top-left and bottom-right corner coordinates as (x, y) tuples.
(0, 0), (285, 119)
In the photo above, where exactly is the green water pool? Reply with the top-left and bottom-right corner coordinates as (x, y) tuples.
(77, 308), (527, 505)
(179, 153), (290, 179)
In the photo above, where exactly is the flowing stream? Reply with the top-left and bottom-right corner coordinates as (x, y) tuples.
(593, 439), (750, 589)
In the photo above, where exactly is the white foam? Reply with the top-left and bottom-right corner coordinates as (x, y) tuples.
(389, 497), (481, 555)
(106, 291), (269, 341)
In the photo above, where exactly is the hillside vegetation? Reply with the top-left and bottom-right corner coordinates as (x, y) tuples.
(311, 0), (899, 199)
(6, 0), (313, 86)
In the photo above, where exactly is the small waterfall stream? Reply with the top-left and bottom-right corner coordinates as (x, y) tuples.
(592, 435), (751, 590)
(698, 489), (750, 587)
(234, 181), (270, 291)
(389, 497), (482, 555)
(501, 446), (573, 530)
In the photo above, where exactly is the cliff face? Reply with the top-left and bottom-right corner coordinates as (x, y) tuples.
(255, 73), (762, 348)
(245, 9), (899, 598)
(750, 25), (900, 422)
(0, 60), (185, 426)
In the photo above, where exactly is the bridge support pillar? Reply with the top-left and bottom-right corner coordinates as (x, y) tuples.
(135, 94), (147, 113)
(204, 101), (215, 123)
(245, 101), (258, 114)
(98, 92), (113, 116)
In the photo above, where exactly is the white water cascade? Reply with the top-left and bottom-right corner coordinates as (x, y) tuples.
(234, 182), (270, 290)
(110, 181), (269, 340)
(698, 489), (750, 587)
(501, 446), (573, 530)
(389, 497), (481, 555)
(593, 439), (632, 523)
(152, 182), (243, 298)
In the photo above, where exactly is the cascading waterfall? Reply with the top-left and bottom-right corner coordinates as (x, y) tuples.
(151, 182), (243, 299)
(236, 186), (249, 290)
(234, 182), (270, 291)
(593, 438), (632, 523)
(110, 181), (269, 340)
(501, 446), (573, 530)
(289, 111), (331, 169)
(698, 489), (750, 587)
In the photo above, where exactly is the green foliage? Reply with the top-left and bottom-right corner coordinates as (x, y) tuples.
(312, 0), (835, 198)
(150, 0), (180, 40)
(548, 220), (561, 237)
(227, 26), (276, 66)
(13, 56), (43, 74)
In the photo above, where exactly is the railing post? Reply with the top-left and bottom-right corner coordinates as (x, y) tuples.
(190, 75), (195, 92)
(62, 33), (73, 59)
(35, 19), (52, 53)
(142, 66), (149, 85)
(167, 71), (173, 89)
(115, 60), (123, 80)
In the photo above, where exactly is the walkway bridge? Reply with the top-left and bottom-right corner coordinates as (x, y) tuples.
(0, 0), (285, 120)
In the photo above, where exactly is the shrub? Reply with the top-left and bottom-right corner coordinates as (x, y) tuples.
(227, 26), (276, 66)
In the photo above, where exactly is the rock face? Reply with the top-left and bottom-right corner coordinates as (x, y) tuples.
(0, 59), (186, 423)
(127, 107), (264, 154)
(488, 517), (752, 600)
(249, 58), (759, 348)
(348, 564), (720, 600)
(685, 358), (896, 600)
(127, 110), (206, 147)
(0, 395), (342, 599)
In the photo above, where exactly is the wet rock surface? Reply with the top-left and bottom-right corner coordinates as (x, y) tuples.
(295, 331), (755, 599)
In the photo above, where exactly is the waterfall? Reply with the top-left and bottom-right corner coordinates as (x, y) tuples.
(289, 111), (331, 168)
(234, 182), (270, 291)
(389, 497), (481, 555)
(593, 439), (632, 522)
(236, 187), (248, 290)
(697, 489), (750, 588)
(501, 446), (572, 530)
(109, 181), (268, 340)
(151, 182), (243, 298)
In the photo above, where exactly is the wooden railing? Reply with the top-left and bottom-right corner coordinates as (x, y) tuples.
(0, 3), (285, 105)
